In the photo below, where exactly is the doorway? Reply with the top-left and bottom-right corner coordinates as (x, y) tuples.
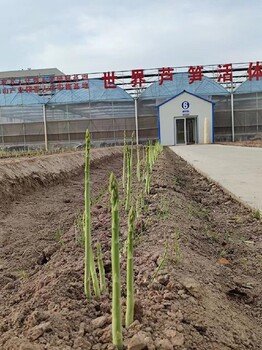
(174, 117), (197, 145)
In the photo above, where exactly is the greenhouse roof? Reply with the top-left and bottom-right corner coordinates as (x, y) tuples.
(48, 79), (133, 104)
(140, 72), (229, 99)
(234, 78), (262, 94)
(0, 91), (45, 106)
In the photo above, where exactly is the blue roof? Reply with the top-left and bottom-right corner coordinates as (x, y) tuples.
(157, 90), (214, 108)
(140, 72), (229, 99)
(0, 91), (45, 106)
(48, 79), (133, 104)
(234, 78), (262, 94)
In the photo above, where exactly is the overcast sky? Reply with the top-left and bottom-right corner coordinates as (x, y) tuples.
(2, 0), (262, 74)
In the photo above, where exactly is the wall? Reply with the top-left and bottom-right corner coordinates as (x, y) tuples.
(0, 116), (157, 149)
(159, 92), (213, 145)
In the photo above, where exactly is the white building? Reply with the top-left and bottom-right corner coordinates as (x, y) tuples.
(157, 90), (214, 145)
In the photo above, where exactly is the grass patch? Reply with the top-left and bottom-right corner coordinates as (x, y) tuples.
(75, 211), (85, 246)
(187, 203), (210, 220)
(253, 209), (261, 220)
(157, 195), (170, 220)
(54, 227), (65, 246)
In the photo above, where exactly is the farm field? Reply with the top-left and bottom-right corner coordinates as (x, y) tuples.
(219, 139), (262, 148)
(0, 146), (261, 350)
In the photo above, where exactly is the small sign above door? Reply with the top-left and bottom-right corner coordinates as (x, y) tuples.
(182, 100), (190, 115)
(182, 101), (190, 109)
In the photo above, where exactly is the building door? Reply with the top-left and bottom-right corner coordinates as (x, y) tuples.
(175, 118), (186, 144)
(175, 117), (197, 145)
(186, 118), (196, 144)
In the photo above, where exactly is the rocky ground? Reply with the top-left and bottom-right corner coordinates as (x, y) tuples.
(0, 146), (261, 350)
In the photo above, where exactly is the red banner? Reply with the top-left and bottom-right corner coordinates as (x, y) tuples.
(0, 62), (260, 94)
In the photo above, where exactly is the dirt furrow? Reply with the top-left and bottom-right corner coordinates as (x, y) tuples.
(0, 151), (123, 285)
(0, 147), (261, 350)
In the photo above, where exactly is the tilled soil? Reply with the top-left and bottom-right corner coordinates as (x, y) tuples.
(0, 147), (261, 350)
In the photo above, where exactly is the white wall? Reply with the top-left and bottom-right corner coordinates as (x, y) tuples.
(159, 92), (213, 145)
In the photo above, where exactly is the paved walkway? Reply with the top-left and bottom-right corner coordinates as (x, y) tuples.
(170, 144), (262, 212)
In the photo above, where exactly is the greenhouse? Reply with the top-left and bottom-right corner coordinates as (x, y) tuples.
(0, 79), (135, 149)
(0, 66), (262, 149)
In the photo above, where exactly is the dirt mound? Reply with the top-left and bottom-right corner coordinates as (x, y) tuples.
(0, 148), (261, 349)
(0, 147), (122, 205)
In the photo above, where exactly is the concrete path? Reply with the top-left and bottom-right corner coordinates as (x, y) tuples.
(170, 144), (262, 212)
